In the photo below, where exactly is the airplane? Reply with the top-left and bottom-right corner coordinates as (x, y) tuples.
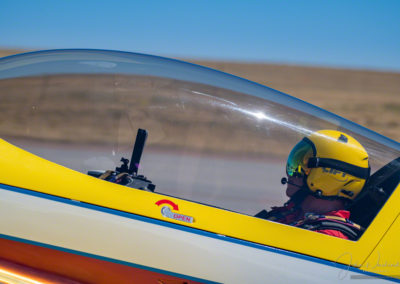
(0, 49), (399, 283)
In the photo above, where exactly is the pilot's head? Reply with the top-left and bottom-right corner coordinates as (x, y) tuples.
(285, 130), (370, 204)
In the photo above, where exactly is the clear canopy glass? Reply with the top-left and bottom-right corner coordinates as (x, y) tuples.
(1, 49), (399, 215)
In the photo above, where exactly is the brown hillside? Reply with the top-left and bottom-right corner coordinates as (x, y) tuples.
(1, 49), (399, 141)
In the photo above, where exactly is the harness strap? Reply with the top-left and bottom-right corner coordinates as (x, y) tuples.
(301, 220), (360, 240)
(295, 214), (363, 240)
(265, 207), (297, 222)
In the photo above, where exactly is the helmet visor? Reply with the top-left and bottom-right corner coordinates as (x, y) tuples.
(286, 139), (314, 177)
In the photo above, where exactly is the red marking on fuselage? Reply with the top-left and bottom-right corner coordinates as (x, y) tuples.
(155, 199), (179, 211)
(173, 213), (191, 222)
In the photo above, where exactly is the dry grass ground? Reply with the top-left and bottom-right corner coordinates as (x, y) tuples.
(0, 49), (31, 58)
(1, 49), (399, 142)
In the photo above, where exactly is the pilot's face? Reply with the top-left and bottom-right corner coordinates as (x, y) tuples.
(286, 175), (304, 197)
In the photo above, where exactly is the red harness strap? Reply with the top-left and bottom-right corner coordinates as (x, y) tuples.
(292, 210), (363, 240)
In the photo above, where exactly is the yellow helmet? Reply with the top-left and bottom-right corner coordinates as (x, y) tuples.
(286, 130), (370, 200)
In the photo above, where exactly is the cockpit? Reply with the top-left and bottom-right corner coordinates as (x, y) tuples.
(1, 50), (399, 239)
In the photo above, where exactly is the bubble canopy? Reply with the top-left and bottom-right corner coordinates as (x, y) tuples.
(0, 49), (399, 215)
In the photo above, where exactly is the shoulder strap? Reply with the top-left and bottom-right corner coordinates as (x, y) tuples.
(297, 214), (363, 240)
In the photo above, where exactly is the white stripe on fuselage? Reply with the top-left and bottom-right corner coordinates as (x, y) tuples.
(0, 187), (392, 284)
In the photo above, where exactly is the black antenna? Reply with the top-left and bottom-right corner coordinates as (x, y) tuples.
(129, 128), (148, 175)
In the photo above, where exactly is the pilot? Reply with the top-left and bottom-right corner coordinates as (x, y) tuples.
(256, 130), (370, 240)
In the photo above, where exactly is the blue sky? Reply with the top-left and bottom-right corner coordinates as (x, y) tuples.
(1, 0), (400, 71)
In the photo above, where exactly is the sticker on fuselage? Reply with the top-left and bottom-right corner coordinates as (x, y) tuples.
(155, 199), (194, 223)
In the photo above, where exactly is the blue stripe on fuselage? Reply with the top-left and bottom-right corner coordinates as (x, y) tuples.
(0, 183), (398, 283)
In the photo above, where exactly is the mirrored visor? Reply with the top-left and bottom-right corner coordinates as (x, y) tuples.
(286, 139), (314, 177)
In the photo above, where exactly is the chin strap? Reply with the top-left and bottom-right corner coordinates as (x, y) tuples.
(281, 174), (311, 206)
(284, 187), (310, 206)
(258, 185), (310, 222)
(254, 183), (308, 221)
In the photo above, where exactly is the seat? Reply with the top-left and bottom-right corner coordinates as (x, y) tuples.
(349, 157), (400, 229)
